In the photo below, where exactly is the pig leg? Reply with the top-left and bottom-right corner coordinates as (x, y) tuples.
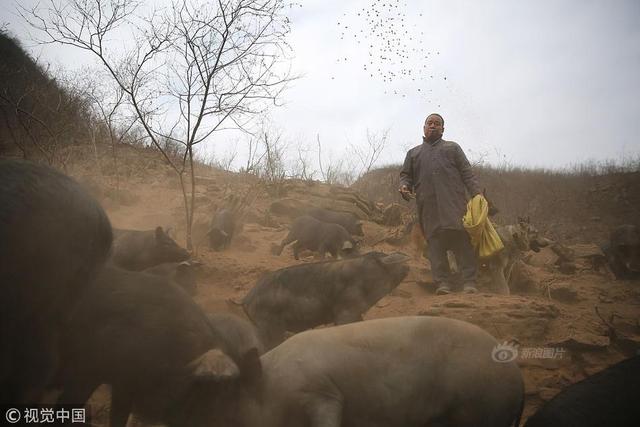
(327, 244), (338, 259)
(491, 256), (510, 295)
(504, 258), (517, 285)
(276, 233), (295, 256)
(110, 384), (134, 427)
(317, 242), (329, 259)
(292, 241), (302, 260)
(316, 241), (334, 259)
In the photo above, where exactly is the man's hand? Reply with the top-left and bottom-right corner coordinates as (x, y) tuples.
(398, 185), (415, 201)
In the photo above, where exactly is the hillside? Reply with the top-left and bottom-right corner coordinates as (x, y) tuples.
(0, 31), (110, 165)
(353, 164), (640, 245)
(3, 14), (638, 427)
(60, 144), (640, 425)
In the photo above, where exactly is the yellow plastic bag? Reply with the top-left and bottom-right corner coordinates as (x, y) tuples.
(463, 194), (504, 258)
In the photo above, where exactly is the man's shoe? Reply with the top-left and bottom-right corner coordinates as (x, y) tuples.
(463, 283), (478, 294)
(435, 285), (452, 295)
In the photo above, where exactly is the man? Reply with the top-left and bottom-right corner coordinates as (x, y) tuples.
(399, 113), (481, 295)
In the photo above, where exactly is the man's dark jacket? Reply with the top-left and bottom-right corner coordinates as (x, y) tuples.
(400, 138), (480, 239)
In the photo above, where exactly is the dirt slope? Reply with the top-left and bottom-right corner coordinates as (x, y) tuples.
(70, 152), (640, 424)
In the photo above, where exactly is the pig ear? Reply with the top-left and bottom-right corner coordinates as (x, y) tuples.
(380, 252), (411, 264)
(155, 226), (166, 240)
(189, 349), (240, 382)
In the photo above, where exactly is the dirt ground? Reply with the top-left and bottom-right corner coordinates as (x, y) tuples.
(73, 157), (640, 425)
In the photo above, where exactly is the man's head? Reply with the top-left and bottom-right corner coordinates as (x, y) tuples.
(423, 113), (444, 143)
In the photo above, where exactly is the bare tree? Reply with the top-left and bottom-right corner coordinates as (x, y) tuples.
(65, 68), (140, 190)
(259, 127), (287, 184)
(205, 139), (239, 171)
(349, 127), (390, 176)
(290, 140), (315, 181)
(317, 133), (357, 186)
(92, 88), (135, 191)
(241, 134), (267, 175)
(466, 147), (490, 168)
(316, 133), (331, 182)
(23, 0), (295, 249)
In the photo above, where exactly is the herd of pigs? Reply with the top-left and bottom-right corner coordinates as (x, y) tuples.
(1, 159), (639, 427)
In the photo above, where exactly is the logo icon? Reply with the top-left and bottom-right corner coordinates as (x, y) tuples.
(492, 341), (519, 363)
(5, 408), (20, 424)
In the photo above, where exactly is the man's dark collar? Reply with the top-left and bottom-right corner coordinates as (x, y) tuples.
(422, 136), (443, 146)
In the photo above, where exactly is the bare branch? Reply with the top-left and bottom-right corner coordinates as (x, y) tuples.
(350, 128), (390, 176)
(23, 0), (295, 248)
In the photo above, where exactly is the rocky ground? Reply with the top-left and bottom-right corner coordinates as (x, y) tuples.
(69, 151), (640, 425)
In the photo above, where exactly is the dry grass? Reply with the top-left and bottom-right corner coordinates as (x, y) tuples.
(353, 160), (640, 244)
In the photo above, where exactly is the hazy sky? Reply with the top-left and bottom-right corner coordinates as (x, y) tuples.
(2, 0), (640, 170)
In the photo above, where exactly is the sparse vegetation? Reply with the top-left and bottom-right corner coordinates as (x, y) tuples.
(353, 159), (640, 244)
(21, 0), (296, 249)
(0, 31), (95, 167)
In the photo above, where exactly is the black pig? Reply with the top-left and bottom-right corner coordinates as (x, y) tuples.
(0, 159), (112, 404)
(56, 265), (239, 427)
(276, 215), (357, 260)
(112, 227), (189, 271)
(525, 355), (640, 427)
(602, 224), (640, 279)
(207, 209), (235, 251)
(307, 207), (364, 236)
(242, 251), (411, 350)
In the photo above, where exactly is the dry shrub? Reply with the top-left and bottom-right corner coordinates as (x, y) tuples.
(354, 162), (640, 245)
